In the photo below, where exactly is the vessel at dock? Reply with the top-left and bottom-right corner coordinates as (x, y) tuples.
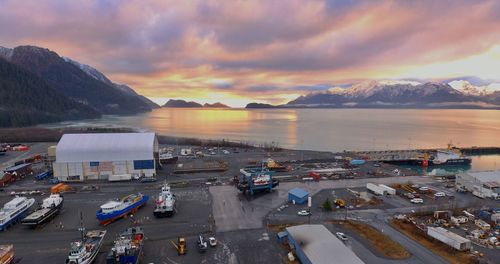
(96, 193), (149, 225)
(0, 244), (14, 264)
(153, 183), (176, 217)
(0, 196), (35, 231)
(429, 149), (472, 165)
(386, 145), (472, 167)
(65, 230), (107, 264)
(159, 152), (178, 164)
(21, 193), (63, 227)
(106, 226), (144, 264)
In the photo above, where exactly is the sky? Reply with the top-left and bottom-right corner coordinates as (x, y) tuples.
(1, 0), (500, 107)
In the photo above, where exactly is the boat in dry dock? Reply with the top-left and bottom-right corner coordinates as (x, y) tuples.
(0, 244), (14, 264)
(21, 193), (63, 227)
(153, 183), (176, 217)
(96, 193), (149, 225)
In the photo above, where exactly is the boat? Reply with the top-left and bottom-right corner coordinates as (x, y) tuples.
(96, 193), (149, 226)
(159, 152), (178, 164)
(106, 226), (144, 264)
(0, 244), (14, 264)
(0, 149), (6, 156)
(21, 193), (63, 227)
(0, 196), (35, 231)
(428, 149), (472, 166)
(66, 230), (107, 264)
(153, 183), (176, 217)
(386, 145), (472, 167)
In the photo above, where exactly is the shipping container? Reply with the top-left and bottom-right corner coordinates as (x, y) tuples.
(366, 183), (386, 195)
(378, 184), (396, 195)
(427, 227), (471, 251)
(108, 174), (132, 182)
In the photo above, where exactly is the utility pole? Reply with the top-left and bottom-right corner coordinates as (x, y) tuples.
(308, 196), (312, 225)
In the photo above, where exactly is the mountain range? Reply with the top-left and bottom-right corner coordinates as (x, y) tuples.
(0, 45), (158, 127)
(163, 99), (229, 108)
(248, 80), (500, 109)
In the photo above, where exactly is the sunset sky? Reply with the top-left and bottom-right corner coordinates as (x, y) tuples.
(1, 0), (499, 107)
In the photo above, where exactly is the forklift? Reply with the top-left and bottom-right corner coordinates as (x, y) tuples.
(171, 237), (187, 255)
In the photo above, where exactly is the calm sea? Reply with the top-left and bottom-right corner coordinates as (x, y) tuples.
(45, 108), (500, 152)
(43, 108), (500, 173)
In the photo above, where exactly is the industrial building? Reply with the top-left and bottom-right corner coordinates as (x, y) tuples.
(288, 187), (309, 204)
(456, 171), (500, 199)
(284, 224), (365, 264)
(52, 133), (159, 182)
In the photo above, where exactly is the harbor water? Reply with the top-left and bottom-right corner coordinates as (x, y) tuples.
(43, 108), (500, 172)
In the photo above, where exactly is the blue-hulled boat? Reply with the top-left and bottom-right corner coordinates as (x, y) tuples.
(96, 193), (148, 226)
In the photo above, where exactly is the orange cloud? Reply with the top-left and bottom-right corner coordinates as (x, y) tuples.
(1, 0), (499, 106)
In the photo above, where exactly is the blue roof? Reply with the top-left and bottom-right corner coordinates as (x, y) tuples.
(277, 231), (288, 239)
(289, 187), (308, 198)
(5, 163), (31, 172)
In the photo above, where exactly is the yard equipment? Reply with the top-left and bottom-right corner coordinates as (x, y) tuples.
(171, 237), (187, 255)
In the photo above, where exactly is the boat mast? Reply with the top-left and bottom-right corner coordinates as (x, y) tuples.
(78, 211), (85, 242)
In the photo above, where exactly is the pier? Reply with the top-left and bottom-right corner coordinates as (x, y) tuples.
(355, 146), (500, 162)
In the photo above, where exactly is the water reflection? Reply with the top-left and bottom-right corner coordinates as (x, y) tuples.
(43, 108), (500, 153)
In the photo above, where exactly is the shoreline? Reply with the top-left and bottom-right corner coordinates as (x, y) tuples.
(2, 127), (500, 156)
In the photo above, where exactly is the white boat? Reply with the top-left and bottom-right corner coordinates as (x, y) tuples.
(153, 183), (176, 217)
(22, 193), (64, 227)
(159, 153), (178, 164)
(0, 196), (35, 231)
(431, 150), (472, 165)
(66, 230), (106, 264)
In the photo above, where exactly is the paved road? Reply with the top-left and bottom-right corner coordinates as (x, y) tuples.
(211, 176), (436, 232)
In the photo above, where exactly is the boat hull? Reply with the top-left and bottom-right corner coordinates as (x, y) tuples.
(0, 199), (35, 231)
(21, 201), (63, 227)
(386, 158), (471, 166)
(153, 209), (175, 218)
(96, 195), (148, 225)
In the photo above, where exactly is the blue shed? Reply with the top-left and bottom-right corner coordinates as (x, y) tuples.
(288, 187), (308, 204)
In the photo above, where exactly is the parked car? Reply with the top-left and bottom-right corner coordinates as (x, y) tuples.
(419, 186), (430, 192)
(208, 237), (217, 247)
(49, 178), (59, 184)
(434, 192), (446, 198)
(405, 193), (415, 199)
(336, 232), (348, 241)
(297, 210), (311, 216)
(410, 198), (424, 204)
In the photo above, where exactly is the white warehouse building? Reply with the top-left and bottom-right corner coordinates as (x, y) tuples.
(456, 171), (499, 199)
(52, 133), (159, 182)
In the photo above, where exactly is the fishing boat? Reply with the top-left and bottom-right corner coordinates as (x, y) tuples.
(0, 244), (14, 264)
(0, 196), (35, 231)
(153, 183), (176, 217)
(65, 230), (107, 264)
(96, 193), (149, 225)
(22, 193), (64, 227)
(159, 152), (178, 164)
(106, 226), (144, 264)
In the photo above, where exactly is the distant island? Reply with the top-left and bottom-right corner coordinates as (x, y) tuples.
(163, 99), (230, 108)
(245, 103), (278, 109)
(203, 102), (230, 108)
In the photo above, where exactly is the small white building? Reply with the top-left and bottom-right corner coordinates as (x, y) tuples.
(456, 171), (500, 199)
(52, 133), (158, 182)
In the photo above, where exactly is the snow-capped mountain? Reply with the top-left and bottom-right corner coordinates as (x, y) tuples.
(0, 46), (13, 60)
(63, 56), (159, 109)
(63, 56), (112, 84)
(448, 80), (500, 96)
(286, 80), (497, 108)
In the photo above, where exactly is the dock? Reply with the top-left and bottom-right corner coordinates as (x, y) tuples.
(174, 160), (228, 173)
(355, 146), (500, 162)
